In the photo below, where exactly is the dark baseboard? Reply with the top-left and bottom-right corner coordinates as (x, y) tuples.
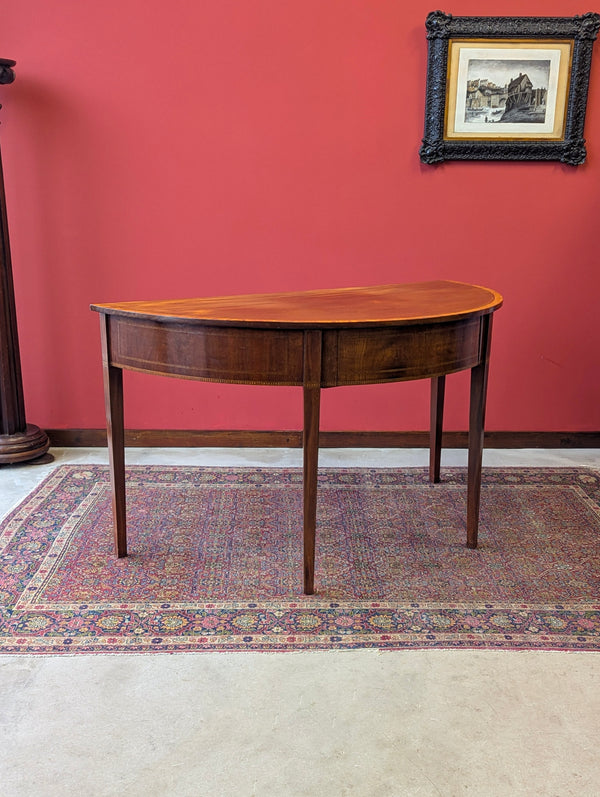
(45, 429), (600, 449)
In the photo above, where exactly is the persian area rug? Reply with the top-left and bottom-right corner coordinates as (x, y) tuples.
(1, 465), (599, 654)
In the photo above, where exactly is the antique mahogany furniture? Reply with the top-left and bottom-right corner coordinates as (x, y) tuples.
(0, 58), (49, 463)
(92, 280), (503, 594)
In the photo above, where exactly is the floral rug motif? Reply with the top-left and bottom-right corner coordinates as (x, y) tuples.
(1, 465), (599, 654)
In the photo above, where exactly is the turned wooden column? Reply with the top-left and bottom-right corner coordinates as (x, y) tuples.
(0, 58), (49, 464)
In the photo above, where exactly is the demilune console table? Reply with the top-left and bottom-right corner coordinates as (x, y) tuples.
(92, 280), (503, 594)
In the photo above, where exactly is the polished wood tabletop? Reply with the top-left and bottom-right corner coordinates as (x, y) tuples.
(93, 280), (501, 327)
(92, 280), (503, 594)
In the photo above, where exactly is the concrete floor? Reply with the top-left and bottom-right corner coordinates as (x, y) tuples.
(1, 448), (600, 796)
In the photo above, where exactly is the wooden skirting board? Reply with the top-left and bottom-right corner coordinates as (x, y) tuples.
(46, 429), (600, 449)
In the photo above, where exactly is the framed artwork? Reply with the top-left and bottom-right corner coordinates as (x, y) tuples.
(419, 12), (600, 164)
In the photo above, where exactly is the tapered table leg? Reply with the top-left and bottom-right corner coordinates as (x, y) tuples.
(429, 375), (445, 483)
(303, 386), (320, 595)
(302, 329), (322, 595)
(467, 316), (493, 548)
(100, 318), (127, 557)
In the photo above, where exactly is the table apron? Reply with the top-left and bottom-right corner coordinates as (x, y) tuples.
(324, 316), (484, 385)
(103, 313), (486, 387)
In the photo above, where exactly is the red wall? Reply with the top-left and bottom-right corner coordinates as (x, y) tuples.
(1, 1), (599, 434)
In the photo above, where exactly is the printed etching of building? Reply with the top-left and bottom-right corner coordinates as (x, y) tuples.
(465, 73), (547, 122)
(505, 73), (547, 112)
(466, 79), (507, 111)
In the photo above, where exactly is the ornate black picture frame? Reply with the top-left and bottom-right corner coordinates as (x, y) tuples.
(420, 12), (600, 165)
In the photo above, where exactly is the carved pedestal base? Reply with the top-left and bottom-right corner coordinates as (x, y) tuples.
(0, 424), (50, 464)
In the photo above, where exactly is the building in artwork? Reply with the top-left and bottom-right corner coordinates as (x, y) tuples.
(506, 73), (534, 111)
(466, 78), (507, 112)
(503, 72), (547, 120)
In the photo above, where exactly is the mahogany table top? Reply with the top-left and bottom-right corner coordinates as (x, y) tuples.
(91, 280), (503, 329)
